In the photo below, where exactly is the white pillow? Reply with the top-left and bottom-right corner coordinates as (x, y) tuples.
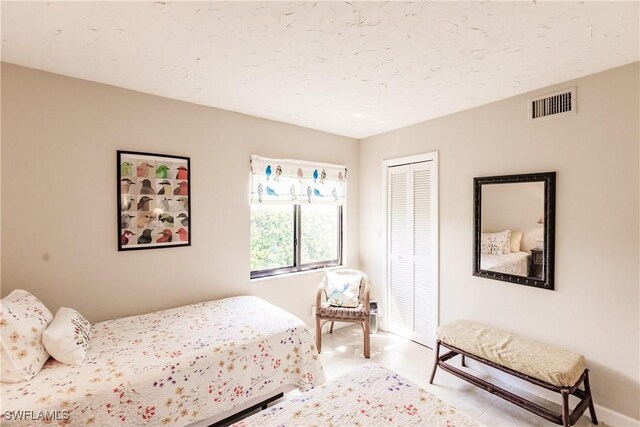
(0, 289), (53, 383)
(510, 231), (523, 253)
(481, 230), (511, 255)
(42, 307), (93, 366)
(325, 271), (362, 308)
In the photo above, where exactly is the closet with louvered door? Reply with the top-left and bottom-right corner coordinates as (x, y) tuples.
(387, 160), (437, 347)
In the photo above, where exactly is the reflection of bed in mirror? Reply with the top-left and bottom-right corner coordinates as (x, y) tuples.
(481, 251), (530, 276)
(479, 180), (545, 279)
(480, 229), (535, 277)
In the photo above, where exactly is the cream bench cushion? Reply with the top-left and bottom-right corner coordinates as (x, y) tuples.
(437, 320), (586, 388)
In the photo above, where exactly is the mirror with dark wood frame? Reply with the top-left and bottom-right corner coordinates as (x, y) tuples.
(473, 172), (556, 290)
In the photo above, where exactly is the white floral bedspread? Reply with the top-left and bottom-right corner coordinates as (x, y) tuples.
(0, 296), (325, 426)
(481, 251), (530, 276)
(234, 363), (480, 427)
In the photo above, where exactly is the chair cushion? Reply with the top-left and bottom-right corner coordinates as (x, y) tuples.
(325, 271), (362, 308)
(0, 289), (53, 382)
(437, 320), (586, 388)
(319, 304), (367, 320)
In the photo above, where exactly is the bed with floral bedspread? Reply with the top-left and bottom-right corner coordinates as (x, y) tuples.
(480, 251), (530, 277)
(234, 363), (481, 427)
(0, 296), (325, 426)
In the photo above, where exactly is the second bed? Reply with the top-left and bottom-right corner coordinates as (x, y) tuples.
(234, 363), (481, 426)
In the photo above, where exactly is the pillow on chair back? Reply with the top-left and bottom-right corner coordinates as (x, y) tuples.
(326, 271), (362, 308)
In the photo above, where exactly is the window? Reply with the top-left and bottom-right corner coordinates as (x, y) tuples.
(250, 205), (342, 278)
(249, 155), (347, 279)
(250, 205), (294, 272)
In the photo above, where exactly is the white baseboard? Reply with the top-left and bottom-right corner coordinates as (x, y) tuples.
(463, 359), (639, 427)
(594, 404), (640, 427)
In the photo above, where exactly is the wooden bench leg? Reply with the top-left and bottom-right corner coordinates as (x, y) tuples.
(330, 321), (334, 333)
(561, 390), (570, 427)
(315, 317), (322, 353)
(363, 319), (370, 359)
(584, 370), (599, 425)
(429, 341), (441, 384)
(461, 354), (466, 368)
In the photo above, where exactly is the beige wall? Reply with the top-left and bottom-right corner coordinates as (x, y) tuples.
(0, 63), (359, 328)
(359, 62), (639, 420)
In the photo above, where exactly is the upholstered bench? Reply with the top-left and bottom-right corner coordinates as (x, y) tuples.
(429, 320), (598, 427)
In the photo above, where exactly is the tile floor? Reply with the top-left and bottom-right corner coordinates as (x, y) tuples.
(317, 325), (601, 427)
(224, 325), (602, 426)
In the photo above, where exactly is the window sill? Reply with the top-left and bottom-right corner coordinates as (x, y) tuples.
(250, 265), (344, 283)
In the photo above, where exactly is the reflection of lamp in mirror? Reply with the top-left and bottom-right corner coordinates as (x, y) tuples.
(535, 215), (544, 249)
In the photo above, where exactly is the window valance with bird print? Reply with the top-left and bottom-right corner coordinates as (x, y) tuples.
(250, 155), (347, 205)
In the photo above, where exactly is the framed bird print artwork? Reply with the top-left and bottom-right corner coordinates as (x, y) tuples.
(117, 150), (190, 251)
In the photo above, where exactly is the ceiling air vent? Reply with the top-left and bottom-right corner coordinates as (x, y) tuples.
(528, 87), (576, 122)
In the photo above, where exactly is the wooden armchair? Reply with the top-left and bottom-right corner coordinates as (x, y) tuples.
(315, 269), (371, 358)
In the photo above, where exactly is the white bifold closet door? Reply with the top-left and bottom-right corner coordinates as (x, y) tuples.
(387, 161), (437, 347)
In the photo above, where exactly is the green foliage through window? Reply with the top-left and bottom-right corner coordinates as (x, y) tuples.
(301, 205), (339, 264)
(250, 204), (341, 277)
(250, 205), (294, 271)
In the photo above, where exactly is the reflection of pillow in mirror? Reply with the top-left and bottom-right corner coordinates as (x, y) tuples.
(481, 234), (494, 254)
(510, 231), (523, 252)
(481, 231), (511, 255)
(503, 230), (511, 253)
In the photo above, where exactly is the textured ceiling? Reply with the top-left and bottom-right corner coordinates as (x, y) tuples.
(2, 1), (638, 138)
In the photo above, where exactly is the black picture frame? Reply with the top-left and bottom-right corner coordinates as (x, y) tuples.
(117, 150), (191, 251)
(473, 172), (556, 290)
